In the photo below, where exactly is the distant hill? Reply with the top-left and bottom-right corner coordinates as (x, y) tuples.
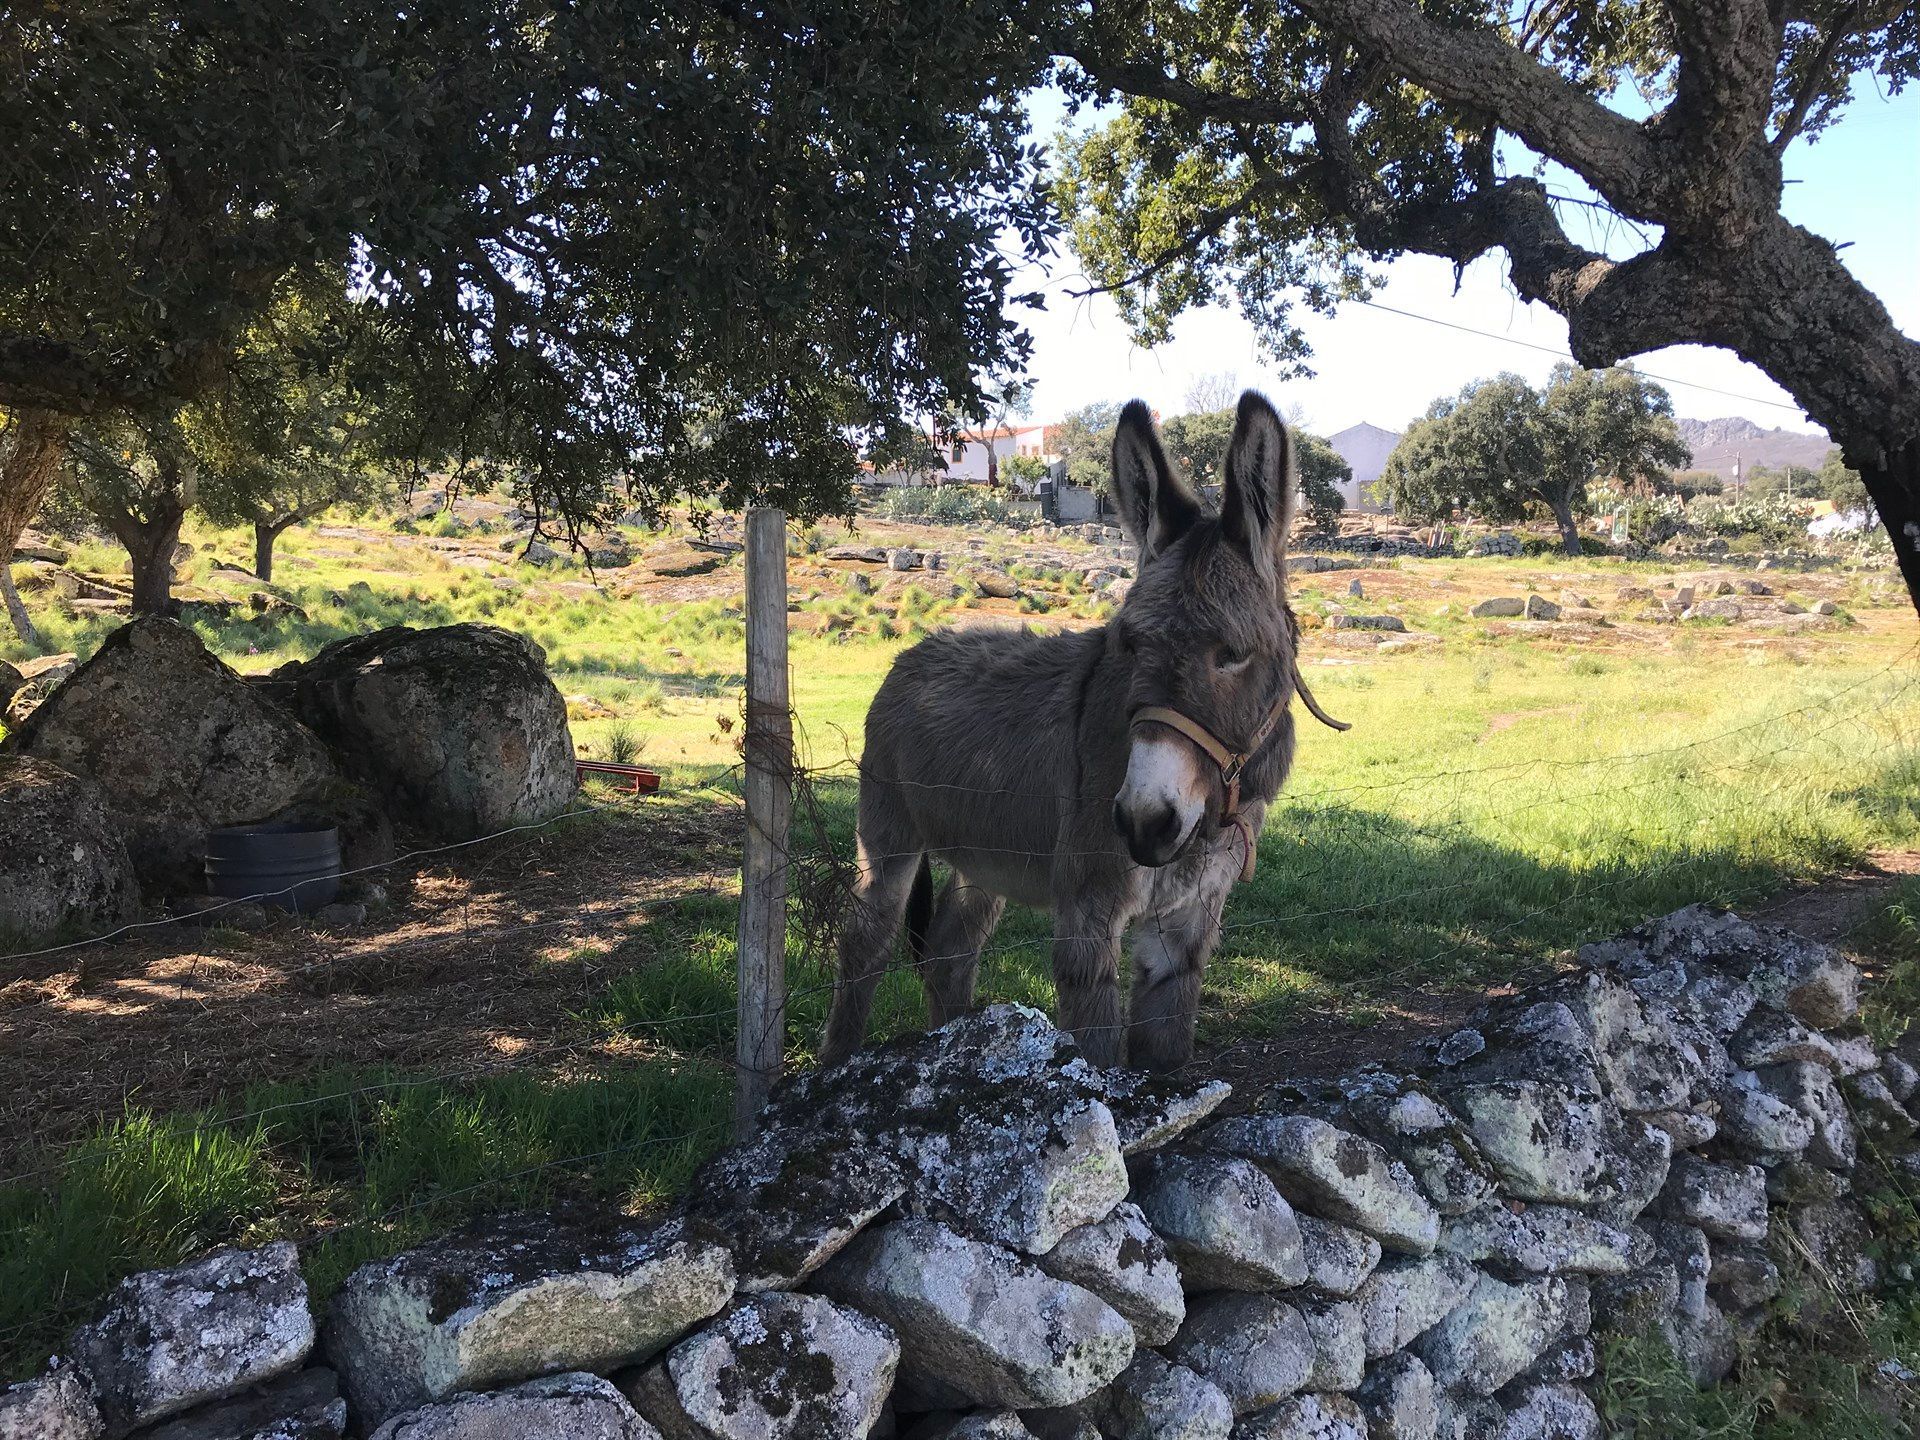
(1677, 416), (1830, 476)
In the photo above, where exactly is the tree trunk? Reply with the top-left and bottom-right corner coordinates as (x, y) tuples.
(1549, 497), (1582, 556)
(0, 407), (71, 643)
(116, 502), (188, 616)
(254, 519), (289, 582)
(1859, 441), (1920, 610)
(0, 562), (39, 649)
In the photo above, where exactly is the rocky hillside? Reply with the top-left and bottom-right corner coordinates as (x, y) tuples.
(1678, 417), (1831, 476)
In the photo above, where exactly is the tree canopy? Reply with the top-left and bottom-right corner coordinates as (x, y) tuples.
(1054, 0), (1920, 607)
(1378, 364), (1687, 553)
(1, 0), (1067, 622)
(1161, 406), (1348, 526)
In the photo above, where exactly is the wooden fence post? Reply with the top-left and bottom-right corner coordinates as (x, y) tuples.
(735, 506), (792, 1137)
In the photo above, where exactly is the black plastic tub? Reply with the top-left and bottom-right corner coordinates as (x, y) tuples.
(204, 822), (343, 912)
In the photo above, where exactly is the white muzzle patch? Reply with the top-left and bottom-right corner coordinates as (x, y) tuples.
(1115, 734), (1208, 855)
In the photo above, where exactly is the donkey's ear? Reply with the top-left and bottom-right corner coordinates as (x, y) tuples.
(1220, 390), (1296, 582)
(1110, 400), (1200, 560)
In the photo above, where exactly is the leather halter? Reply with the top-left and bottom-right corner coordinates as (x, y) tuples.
(1129, 659), (1351, 883)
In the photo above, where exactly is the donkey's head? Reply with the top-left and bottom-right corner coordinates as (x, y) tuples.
(1108, 392), (1299, 867)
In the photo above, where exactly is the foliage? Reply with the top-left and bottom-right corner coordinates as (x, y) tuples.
(1821, 447), (1875, 514)
(1379, 365), (1686, 551)
(1051, 402), (1125, 491)
(2, 0), (1069, 535)
(1689, 492), (1819, 545)
(877, 487), (1030, 528)
(1746, 464), (1821, 501)
(1162, 406), (1347, 526)
(1002, 453), (1052, 487)
(1295, 431), (1351, 529)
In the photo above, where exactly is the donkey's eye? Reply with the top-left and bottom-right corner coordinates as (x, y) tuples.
(1216, 647), (1250, 672)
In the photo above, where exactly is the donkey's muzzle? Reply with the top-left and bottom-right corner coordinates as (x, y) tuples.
(1114, 797), (1187, 868)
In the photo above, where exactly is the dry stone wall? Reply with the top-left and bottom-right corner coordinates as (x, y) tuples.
(3, 905), (1912, 1440)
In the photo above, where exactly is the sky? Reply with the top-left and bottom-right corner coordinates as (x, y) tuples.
(1008, 73), (1919, 439)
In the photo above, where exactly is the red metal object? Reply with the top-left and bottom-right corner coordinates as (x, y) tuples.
(576, 760), (662, 795)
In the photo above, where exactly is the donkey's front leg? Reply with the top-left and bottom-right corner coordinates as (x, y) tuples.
(1128, 895), (1225, 1070)
(1051, 889), (1131, 1067)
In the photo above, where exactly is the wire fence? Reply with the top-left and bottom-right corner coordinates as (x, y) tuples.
(2, 634), (1919, 1368)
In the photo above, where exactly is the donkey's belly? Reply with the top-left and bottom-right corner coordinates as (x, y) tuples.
(936, 845), (1056, 911)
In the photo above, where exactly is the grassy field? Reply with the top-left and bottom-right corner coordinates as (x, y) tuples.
(4, 509), (1920, 1427)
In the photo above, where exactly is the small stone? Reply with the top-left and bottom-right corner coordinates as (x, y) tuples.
(1447, 1082), (1670, 1211)
(1655, 1156), (1769, 1242)
(813, 1219), (1133, 1411)
(657, 1292), (898, 1440)
(1708, 1244), (1781, 1311)
(1880, 1053), (1918, 1102)
(311, 901), (367, 929)
(1230, 1392), (1368, 1440)
(1414, 1273), (1567, 1396)
(1298, 1301), (1366, 1392)
(1203, 1114), (1440, 1255)
(0, 1366), (103, 1440)
(889, 548), (921, 571)
(1730, 1010), (1841, 1069)
(1522, 1336), (1596, 1384)
(1351, 1255), (1478, 1359)
(1036, 1203), (1185, 1347)
(1493, 1383), (1600, 1440)
(1470, 598), (1524, 618)
(1640, 1109), (1716, 1150)
(367, 1372), (657, 1440)
(1437, 1203), (1640, 1276)
(1163, 1294), (1315, 1415)
(1354, 1353), (1437, 1440)
(72, 1243), (314, 1435)
(142, 1370), (346, 1440)
(1791, 1201), (1879, 1295)
(1844, 1069), (1917, 1138)
(325, 1213), (734, 1427)
(1328, 614), (1406, 632)
(1084, 1352), (1232, 1440)
(1295, 1217), (1382, 1299)
(1130, 1151), (1307, 1291)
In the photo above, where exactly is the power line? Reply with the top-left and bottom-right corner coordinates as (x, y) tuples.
(1354, 299), (1808, 415)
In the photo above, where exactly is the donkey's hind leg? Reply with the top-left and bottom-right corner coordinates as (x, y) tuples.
(1127, 896), (1224, 1070)
(921, 874), (1006, 1028)
(820, 844), (923, 1069)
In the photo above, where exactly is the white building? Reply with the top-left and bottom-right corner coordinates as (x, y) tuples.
(868, 424), (1059, 488)
(1326, 422), (1402, 513)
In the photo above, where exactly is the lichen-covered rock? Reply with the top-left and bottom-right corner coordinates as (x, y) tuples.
(1296, 1217), (1382, 1299)
(1447, 1082), (1670, 1212)
(1016, 1406), (1098, 1440)
(10, 619), (346, 893)
(142, 1369), (346, 1440)
(1437, 1204), (1640, 1276)
(325, 1213), (734, 1427)
(1298, 1302), (1365, 1393)
(72, 1242), (313, 1435)
(769, 1007), (1135, 1254)
(1790, 1201), (1879, 1295)
(1843, 1070), (1917, 1139)
(1730, 1010), (1842, 1070)
(1707, 1244), (1782, 1310)
(1203, 1114), (1439, 1256)
(1426, 1003), (1603, 1101)
(1716, 1071), (1815, 1156)
(1354, 1353), (1436, 1440)
(265, 623), (577, 841)
(1163, 1294), (1315, 1415)
(906, 1415), (1036, 1440)
(1085, 1352), (1231, 1440)
(1351, 1256), (1478, 1359)
(1413, 1273), (1566, 1396)
(1130, 1151), (1307, 1291)
(1493, 1384), (1600, 1440)
(1035, 1203), (1185, 1347)
(653, 1293), (897, 1440)
(1095, 1071), (1233, 1153)
(1590, 905), (1858, 1028)
(1655, 1156), (1768, 1242)
(0, 755), (140, 942)
(812, 1219), (1132, 1411)
(367, 1372), (657, 1440)
(1764, 1159), (1848, 1205)
(1755, 1061), (1855, 1168)
(1433, 1392), (1504, 1440)
(681, 1129), (906, 1290)
(1643, 1224), (1736, 1386)
(1882, 1053), (1919, 1102)
(0, 1365), (103, 1440)
(1230, 1392), (1367, 1440)
(1641, 1108), (1716, 1150)
(1521, 1336), (1596, 1385)
(1258, 1074), (1497, 1218)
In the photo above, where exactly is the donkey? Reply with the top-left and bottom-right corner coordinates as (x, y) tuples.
(820, 392), (1343, 1070)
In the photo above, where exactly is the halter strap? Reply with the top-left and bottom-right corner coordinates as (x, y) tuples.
(1129, 659), (1350, 883)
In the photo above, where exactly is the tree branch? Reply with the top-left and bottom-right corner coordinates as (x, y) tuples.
(1769, 3), (1860, 152)
(1290, 0), (1663, 215)
(1061, 44), (1312, 127)
(1064, 183), (1274, 299)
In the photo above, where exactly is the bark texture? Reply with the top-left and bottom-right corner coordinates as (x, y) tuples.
(0, 408), (71, 644)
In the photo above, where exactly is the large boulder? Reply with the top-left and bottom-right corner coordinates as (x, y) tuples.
(9, 620), (350, 893)
(367, 1373), (657, 1440)
(266, 624), (576, 840)
(0, 755), (140, 940)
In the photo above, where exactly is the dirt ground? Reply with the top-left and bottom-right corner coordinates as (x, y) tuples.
(5, 751), (1912, 1168)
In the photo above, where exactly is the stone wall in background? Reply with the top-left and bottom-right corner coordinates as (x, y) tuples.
(3, 905), (1914, 1440)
